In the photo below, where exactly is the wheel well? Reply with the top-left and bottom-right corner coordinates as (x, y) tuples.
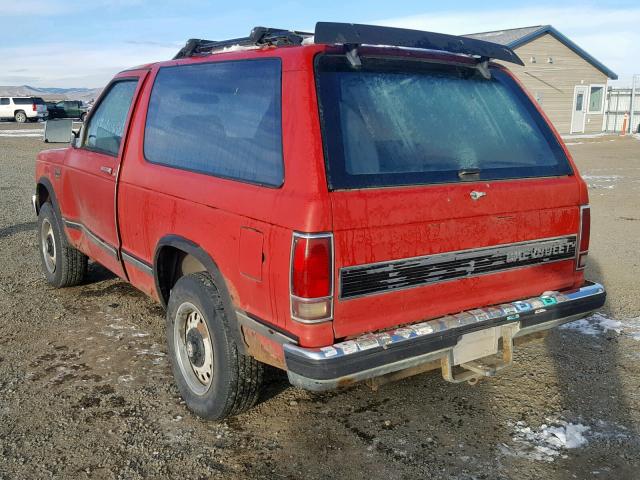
(155, 246), (206, 305)
(36, 183), (50, 212)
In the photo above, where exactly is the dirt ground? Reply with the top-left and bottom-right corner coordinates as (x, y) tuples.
(1, 122), (639, 479)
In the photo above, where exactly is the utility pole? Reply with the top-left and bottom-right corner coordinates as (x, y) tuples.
(631, 74), (639, 134)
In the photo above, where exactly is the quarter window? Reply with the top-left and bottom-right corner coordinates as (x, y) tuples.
(0, 98), (9, 105)
(84, 80), (138, 156)
(144, 59), (283, 187)
(588, 85), (604, 113)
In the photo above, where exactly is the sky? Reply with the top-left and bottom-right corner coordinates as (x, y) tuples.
(0, 0), (638, 88)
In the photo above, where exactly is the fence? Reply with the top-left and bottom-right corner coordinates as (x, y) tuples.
(604, 75), (640, 133)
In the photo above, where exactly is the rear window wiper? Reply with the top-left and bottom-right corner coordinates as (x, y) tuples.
(458, 168), (481, 181)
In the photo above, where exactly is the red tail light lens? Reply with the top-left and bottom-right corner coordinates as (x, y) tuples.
(290, 233), (333, 322)
(579, 206), (590, 252)
(32, 103), (37, 111)
(292, 235), (332, 298)
(577, 205), (590, 270)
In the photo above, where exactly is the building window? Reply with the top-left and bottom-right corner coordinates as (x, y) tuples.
(588, 85), (605, 114)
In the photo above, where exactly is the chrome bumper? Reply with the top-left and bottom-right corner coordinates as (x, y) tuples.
(284, 282), (606, 391)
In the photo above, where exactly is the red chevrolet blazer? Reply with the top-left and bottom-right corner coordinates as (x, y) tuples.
(33, 23), (605, 419)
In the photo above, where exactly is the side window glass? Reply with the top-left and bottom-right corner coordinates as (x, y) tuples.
(84, 80), (137, 156)
(0, 98), (9, 105)
(144, 59), (283, 186)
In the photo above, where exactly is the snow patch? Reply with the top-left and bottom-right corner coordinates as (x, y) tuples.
(220, 44), (261, 53)
(561, 312), (640, 340)
(500, 419), (590, 462)
(582, 174), (622, 190)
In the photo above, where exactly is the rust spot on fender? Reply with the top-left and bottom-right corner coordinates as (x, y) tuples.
(241, 326), (286, 370)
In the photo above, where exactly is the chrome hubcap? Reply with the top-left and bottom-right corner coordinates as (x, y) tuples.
(174, 302), (213, 395)
(40, 219), (56, 273)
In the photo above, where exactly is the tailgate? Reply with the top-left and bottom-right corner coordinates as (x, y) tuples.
(330, 177), (582, 338)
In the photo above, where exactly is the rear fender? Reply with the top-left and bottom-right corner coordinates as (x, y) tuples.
(153, 235), (247, 353)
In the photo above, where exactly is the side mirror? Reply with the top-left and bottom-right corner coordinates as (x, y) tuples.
(70, 130), (80, 148)
(43, 118), (74, 144)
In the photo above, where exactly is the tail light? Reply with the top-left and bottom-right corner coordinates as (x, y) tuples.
(32, 103), (37, 111)
(577, 205), (590, 270)
(290, 232), (333, 323)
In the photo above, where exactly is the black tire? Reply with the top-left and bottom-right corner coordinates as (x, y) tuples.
(14, 111), (27, 123)
(166, 272), (264, 420)
(37, 202), (88, 287)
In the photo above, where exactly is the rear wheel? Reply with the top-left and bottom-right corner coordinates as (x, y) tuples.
(37, 202), (87, 287)
(14, 111), (27, 123)
(166, 272), (264, 420)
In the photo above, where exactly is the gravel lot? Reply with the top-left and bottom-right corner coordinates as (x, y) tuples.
(1, 124), (639, 479)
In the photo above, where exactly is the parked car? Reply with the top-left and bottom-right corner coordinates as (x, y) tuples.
(46, 100), (88, 121)
(0, 96), (48, 122)
(33, 23), (605, 420)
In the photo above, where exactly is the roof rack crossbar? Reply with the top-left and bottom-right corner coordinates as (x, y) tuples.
(173, 22), (524, 67)
(173, 27), (312, 59)
(314, 22), (525, 66)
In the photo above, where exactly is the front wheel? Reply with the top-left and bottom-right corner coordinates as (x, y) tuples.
(166, 272), (264, 420)
(38, 202), (87, 287)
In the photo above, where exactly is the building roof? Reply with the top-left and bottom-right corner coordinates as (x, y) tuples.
(465, 25), (617, 80)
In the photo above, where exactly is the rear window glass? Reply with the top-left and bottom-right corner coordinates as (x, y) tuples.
(32, 97), (46, 105)
(144, 59), (283, 187)
(315, 55), (572, 189)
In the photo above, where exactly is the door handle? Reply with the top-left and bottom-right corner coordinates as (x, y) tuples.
(100, 166), (113, 175)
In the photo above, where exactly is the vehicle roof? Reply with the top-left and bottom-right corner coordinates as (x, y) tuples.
(117, 23), (525, 76)
(116, 42), (496, 77)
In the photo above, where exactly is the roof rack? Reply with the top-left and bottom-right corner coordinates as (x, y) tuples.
(173, 27), (312, 59)
(173, 22), (524, 66)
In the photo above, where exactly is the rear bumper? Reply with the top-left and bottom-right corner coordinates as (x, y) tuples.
(283, 281), (605, 391)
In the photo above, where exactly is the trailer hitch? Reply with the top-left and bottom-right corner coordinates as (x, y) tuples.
(441, 323), (518, 384)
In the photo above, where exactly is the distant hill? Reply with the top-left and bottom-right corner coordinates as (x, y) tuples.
(0, 85), (102, 102)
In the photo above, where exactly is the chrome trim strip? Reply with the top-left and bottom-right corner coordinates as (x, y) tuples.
(63, 219), (119, 259)
(121, 250), (153, 276)
(340, 234), (578, 300)
(284, 282), (604, 363)
(236, 311), (298, 345)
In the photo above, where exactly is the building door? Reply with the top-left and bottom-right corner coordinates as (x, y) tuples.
(571, 86), (588, 133)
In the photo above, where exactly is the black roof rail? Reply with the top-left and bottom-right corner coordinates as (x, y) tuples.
(314, 22), (524, 66)
(173, 22), (524, 66)
(173, 27), (312, 59)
